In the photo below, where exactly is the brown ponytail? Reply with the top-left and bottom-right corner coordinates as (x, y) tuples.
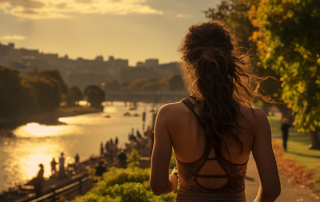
(179, 20), (274, 154)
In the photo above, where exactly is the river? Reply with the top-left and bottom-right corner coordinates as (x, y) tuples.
(0, 101), (159, 192)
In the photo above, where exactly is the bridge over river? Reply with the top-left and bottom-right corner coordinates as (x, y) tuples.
(104, 91), (188, 106)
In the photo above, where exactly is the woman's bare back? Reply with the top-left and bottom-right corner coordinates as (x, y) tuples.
(166, 97), (260, 190)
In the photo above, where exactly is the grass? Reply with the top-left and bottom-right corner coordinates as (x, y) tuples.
(268, 115), (320, 192)
(273, 134), (320, 192)
(267, 116), (296, 135)
(273, 137), (320, 171)
(54, 106), (102, 117)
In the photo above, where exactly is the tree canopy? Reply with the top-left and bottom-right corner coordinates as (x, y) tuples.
(248, 0), (320, 147)
(0, 66), (85, 119)
(204, 0), (284, 115)
(84, 85), (105, 108)
(169, 75), (185, 91)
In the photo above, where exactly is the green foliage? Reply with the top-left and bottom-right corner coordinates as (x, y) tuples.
(84, 85), (105, 108)
(38, 69), (68, 95)
(169, 75), (184, 91)
(0, 66), (67, 118)
(128, 79), (148, 91)
(250, 0), (320, 132)
(204, 0), (284, 114)
(141, 81), (159, 92)
(70, 167), (176, 202)
(64, 86), (83, 106)
(0, 66), (25, 117)
(104, 76), (181, 93)
(0, 65), (84, 119)
(170, 150), (176, 169)
(105, 80), (120, 92)
(204, 0), (258, 50)
(88, 168), (97, 179)
(127, 149), (140, 169)
(31, 76), (61, 111)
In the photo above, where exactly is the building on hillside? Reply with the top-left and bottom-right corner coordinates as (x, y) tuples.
(156, 62), (182, 77)
(119, 66), (160, 82)
(145, 59), (159, 69)
(67, 72), (111, 90)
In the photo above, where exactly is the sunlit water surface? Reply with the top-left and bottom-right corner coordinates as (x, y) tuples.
(0, 102), (159, 191)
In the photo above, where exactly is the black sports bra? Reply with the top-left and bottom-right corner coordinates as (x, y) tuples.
(175, 97), (248, 193)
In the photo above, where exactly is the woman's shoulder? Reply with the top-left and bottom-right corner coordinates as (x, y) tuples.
(239, 103), (266, 118)
(239, 104), (269, 129)
(157, 101), (189, 122)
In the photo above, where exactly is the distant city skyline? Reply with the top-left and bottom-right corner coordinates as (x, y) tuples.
(0, 0), (221, 66)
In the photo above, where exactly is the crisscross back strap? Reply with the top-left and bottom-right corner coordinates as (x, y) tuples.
(182, 98), (205, 128)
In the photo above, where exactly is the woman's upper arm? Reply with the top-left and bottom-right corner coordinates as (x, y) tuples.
(150, 105), (173, 194)
(252, 109), (281, 196)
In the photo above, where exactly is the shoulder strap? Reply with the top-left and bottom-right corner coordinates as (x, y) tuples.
(182, 98), (206, 128)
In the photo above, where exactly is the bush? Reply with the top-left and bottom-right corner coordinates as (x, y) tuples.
(70, 167), (176, 202)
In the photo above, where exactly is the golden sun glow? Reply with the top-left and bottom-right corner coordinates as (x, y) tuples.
(22, 152), (52, 178)
(14, 123), (67, 137)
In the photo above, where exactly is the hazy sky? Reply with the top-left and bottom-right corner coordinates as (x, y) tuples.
(0, 0), (221, 66)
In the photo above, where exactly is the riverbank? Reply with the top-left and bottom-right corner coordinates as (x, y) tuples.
(0, 136), (151, 202)
(0, 106), (102, 131)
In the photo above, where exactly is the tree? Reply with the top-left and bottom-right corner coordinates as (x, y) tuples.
(141, 81), (159, 92)
(84, 85), (105, 108)
(249, 0), (320, 148)
(0, 66), (25, 118)
(158, 77), (170, 91)
(169, 75), (184, 91)
(38, 70), (68, 95)
(105, 80), (120, 92)
(64, 86), (83, 106)
(31, 77), (61, 112)
(204, 0), (286, 116)
(128, 79), (148, 92)
(204, 0), (258, 50)
(71, 86), (83, 103)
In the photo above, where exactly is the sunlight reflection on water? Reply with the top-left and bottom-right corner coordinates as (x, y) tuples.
(14, 123), (69, 137)
(0, 101), (159, 191)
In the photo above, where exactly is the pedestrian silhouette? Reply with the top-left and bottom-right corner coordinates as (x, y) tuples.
(281, 118), (292, 151)
(59, 153), (66, 179)
(75, 153), (80, 163)
(118, 150), (127, 168)
(100, 142), (104, 156)
(95, 160), (107, 176)
(136, 129), (142, 139)
(50, 158), (57, 176)
(34, 164), (44, 198)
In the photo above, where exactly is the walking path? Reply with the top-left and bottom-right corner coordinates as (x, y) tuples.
(245, 154), (319, 201)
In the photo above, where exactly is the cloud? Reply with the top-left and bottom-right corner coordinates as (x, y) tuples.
(0, 0), (163, 19)
(0, 35), (26, 40)
(177, 13), (193, 18)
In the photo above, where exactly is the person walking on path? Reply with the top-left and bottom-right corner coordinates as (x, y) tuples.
(59, 153), (66, 179)
(115, 137), (119, 147)
(149, 21), (281, 202)
(75, 153), (80, 164)
(50, 158), (57, 176)
(105, 141), (109, 155)
(118, 149), (127, 168)
(34, 164), (44, 198)
(95, 160), (107, 177)
(136, 129), (142, 139)
(108, 139), (115, 158)
(281, 118), (292, 152)
(100, 142), (104, 156)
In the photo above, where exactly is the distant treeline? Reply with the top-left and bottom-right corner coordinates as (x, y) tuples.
(104, 75), (185, 92)
(0, 66), (105, 119)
